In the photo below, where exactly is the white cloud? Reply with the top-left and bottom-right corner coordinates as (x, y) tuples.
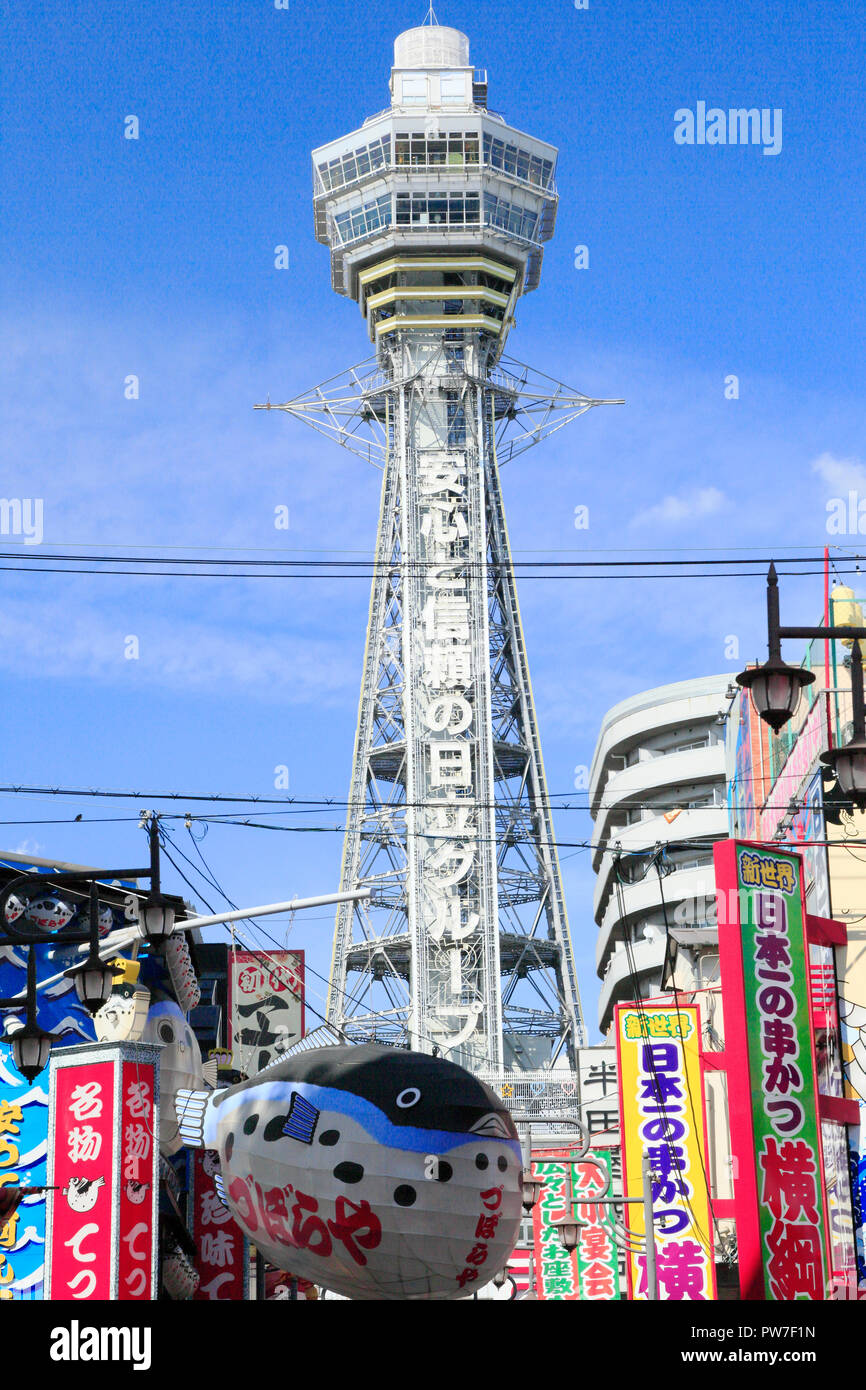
(629, 487), (726, 528)
(811, 451), (866, 495)
(0, 596), (358, 705)
(13, 840), (44, 857)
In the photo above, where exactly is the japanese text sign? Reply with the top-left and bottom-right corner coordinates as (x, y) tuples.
(45, 1042), (159, 1301)
(531, 1148), (620, 1300)
(715, 841), (831, 1300)
(532, 1154), (579, 1300)
(191, 1149), (247, 1300)
(0, 1047), (50, 1298)
(572, 1150), (621, 1301)
(615, 1003), (716, 1301)
(229, 950), (304, 1075)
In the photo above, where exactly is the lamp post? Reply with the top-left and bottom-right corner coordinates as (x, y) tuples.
(512, 1111), (660, 1301)
(0, 835), (162, 1080)
(737, 563), (866, 806)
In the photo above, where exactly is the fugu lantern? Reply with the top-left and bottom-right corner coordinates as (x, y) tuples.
(176, 1044), (523, 1301)
(144, 1000), (208, 1156)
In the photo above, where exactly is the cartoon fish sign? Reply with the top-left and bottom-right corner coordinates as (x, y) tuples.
(144, 1000), (207, 1156)
(177, 1044), (523, 1300)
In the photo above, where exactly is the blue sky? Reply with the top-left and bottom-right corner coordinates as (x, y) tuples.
(2, 0), (865, 1038)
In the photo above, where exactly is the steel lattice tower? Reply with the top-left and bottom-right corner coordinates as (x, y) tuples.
(259, 20), (621, 1074)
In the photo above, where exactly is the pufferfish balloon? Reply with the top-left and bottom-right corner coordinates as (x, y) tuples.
(143, 1000), (207, 1156)
(177, 1044), (523, 1301)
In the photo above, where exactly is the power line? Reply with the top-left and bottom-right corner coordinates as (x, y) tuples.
(0, 781), (842, 814)
(0, 550), (853, 569)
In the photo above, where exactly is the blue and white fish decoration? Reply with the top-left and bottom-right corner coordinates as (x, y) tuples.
(177, 1044), (523, 1300)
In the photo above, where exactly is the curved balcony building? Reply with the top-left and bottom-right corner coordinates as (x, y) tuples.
(589, 674), (730, 1034)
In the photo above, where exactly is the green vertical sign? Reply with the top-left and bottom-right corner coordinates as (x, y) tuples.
(571, 1149), (621, 1301)
(736, 844), (829, 1299)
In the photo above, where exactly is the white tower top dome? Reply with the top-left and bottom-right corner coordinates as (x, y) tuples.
(393, 25), (470, 69)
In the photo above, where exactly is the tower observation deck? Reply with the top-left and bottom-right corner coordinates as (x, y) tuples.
(261, 20), (623, 1079)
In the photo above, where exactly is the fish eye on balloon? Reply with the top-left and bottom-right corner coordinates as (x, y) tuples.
(396, 1087), (421, 1109)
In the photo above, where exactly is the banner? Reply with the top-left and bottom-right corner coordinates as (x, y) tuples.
(190, 1148), (248, 1301)
(615, 1002), (716, 1300)
(45, 1042), (159, 1301)
(531, 1147), (620, 1300)
(229, 950), (304, 1075)
(0, 1050), (50, 1299)
(532, 1152), (579, 1300)
(715, 840), (831, 1299)
(572, 1150), (621, 1300)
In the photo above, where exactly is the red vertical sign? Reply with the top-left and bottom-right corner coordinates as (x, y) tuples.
(47, 1060), (115, 1300)
(46, 1042), (160, 1301)
(117, 1061), (157, 1300)
(191, 1149), (247, 1300)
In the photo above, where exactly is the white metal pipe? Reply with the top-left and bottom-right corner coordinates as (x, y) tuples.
(176, 889), (370, 932)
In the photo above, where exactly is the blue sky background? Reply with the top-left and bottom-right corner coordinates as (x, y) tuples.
(2, 0), (865, 1038)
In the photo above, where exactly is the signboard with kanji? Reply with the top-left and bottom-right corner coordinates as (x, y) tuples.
(45, 1042), (159, 1300)
(530, 1148), (620, 1300)
(615, 1002), (716, 1301)
(532, 1153), (580, 1300)
(572, 1150), (621, 1300)
(190, 1148), (248, 1300)
(715, 840), (831, 1300)
(0, 1049), (50, 1298)
(577, 1046), (618, 1141)
(229, 950), (304, 1076)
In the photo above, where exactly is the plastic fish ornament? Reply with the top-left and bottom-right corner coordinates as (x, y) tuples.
(4, 894), (25, 926)
(177, 1044), (523, 1301)
(143, 1000), (207, 1156)
(94, 958), (151, 1045)
(26, 895), (76, 933)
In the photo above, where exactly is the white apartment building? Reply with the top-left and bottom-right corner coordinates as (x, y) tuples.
(589, 675), (731, 1035)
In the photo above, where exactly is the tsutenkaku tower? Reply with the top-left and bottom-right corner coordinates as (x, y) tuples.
(260, 19), (621, 1074)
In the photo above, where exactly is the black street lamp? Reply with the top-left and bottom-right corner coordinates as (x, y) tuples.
(2, 948), (55, 1082)
(141, 816), (176, 942)
(520, 1174), (543, 1215)
(64, 884), (121, 1013)
(0, 831), (163, 1080)
(736, 563), (815, 732)
(737, 563), (866, 807)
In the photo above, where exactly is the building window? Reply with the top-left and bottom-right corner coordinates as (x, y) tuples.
(440, 74), (466, 104)
(401, 77), (427, 105)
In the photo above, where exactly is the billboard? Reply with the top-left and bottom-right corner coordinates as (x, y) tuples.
(229, 950), (304, 1076)
(45, 1041), (160, 1300)
(532, 1153), (580, 1300)
(572, 1150), (621, 1301)
(190, 1148), (248, 1301)
(715, 840), (832, 1299)
(531, 1148), (619, 1300)
(615, 1002), (716, 1301)
(0, 927), (98, 1298)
